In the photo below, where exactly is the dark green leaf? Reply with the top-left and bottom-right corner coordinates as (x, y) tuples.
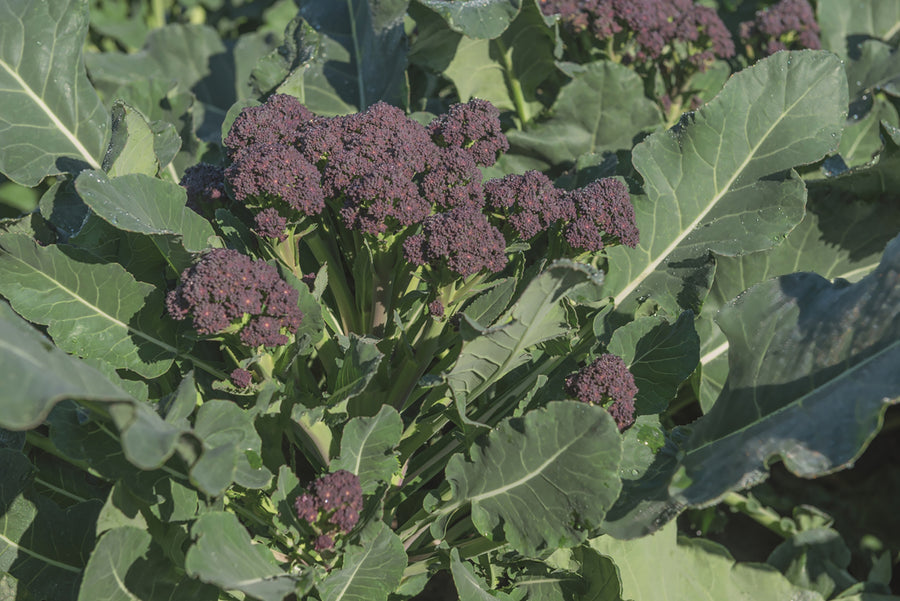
(463, 277), (517, 327)
(0, 301), (132, 430)
(607, 312), (699, 415)
(450, 548), (516, 601)
(767, 528), (856, 599)
(317, 521), (406, 601)
(839, 94), (898, 167)
(329, 334), (384, 407)
(0, 233), (179, 378)
(0, 449), (101, 601)
(818, 0), (900, 58)
(332, 405), (402, 494)
(75, 169), (217, 270)
(76, 526), (151, 601)
(186, 512), (306, 601)
(819, 121), (900, 197)
(417, 0), (521, 39)
(439, 401), (622, 556)
(506, 61), (661, 165)
(273, 1), (409, 114)
(0, 0), (108, 185)
(604, 51), (847, 316)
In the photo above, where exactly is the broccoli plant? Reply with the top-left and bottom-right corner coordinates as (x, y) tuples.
(0, 1), (899, 601)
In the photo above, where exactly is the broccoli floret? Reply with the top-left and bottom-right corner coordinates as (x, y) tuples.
(485, 170), (571, 239)
(225, 143), (325, 219)
(428, 299), (445, 318)
(563, 177), (639, 251)
(419, 146), (485, 210)
(739, 0), (820, 57)
(223, 94), (314, 159)
(565, 354), (638, 430)
(230, 368), (253, 389)
(403, 207), (508, 277)
(295, 470), (363, 551)
(428, 98), (509, 167)
(253, 208), (288, 241)
(179, 163), (227, 217)
(166, 248), (303, 348)
(541, 0), (734, 64)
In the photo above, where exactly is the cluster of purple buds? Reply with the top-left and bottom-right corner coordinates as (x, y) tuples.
(179, 163), (227, 218)
(565, 353), (638, 430)
(540, 0), (735, 66)
(739, 0), (821, 57)
(294, 470), (364, 551)
(166, 248), (303, 348)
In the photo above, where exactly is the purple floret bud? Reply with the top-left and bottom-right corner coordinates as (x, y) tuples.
(428, 98), (509, 167)
(253, 208), (288, 241)
(226, 143), (325, 217)
(565, 354), (638, 430)
(404, 207), (508, 277)
(230, 368), (253, 389)
(166, 248), (303, 348)
(739, 0), (820, 56)
(294, 470), (364, 549)
(180, 163), (227, 216)
(224, 94), (314, 158)
(563, 177), (639, 251)
(428, 299), (445, 318)
(485, 170), (571, 240)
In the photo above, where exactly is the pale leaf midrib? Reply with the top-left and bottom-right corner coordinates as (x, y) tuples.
(0, 59), (102, 171)
(4, 247), (179, 356)
(613, 70), (826, 307)
(0, 530), (82, 574)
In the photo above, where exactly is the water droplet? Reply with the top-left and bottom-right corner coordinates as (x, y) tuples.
(631, 469), (639, 476)
(856, 80), (862, 87)
(35, 41), (42, 46)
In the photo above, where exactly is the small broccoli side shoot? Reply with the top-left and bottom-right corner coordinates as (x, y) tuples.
(427, 98), (510, 167)
(564, 177), (640, 252)
(294, 470), (364, 551)
(565, 354), (638, 430)
(179, 162), (227, 219)
(739, 0), (821, 58)
(166, 248), (303, 349)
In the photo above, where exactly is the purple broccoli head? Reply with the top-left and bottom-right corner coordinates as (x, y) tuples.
(179, 163), (227, 217)
(565, 354), (638, 430)
(224, 94), (315, 159)
(295, 470), (364, 550)
(403, 207), (508, 277)
(739, 0), (820, 56)
(485, 170), (571, 239)
(563, 177), (639, 251)
(428, 98), (509, 167)
(230, 368), (253, 389)
(165, 248), (303, 348)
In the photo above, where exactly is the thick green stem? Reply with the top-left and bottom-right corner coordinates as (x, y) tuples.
(721, 492), (796, 539)
(26, 431), (103, 478)
(304, 230), (356, 334)
(494, 37), (530, 126)
(387, 317), (447, 410)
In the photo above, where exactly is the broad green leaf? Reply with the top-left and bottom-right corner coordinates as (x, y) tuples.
(839, 94), (899, 167)
(273, 1), (409, 115)
(186, 512), (306, 601)
(607, 312), (699, 415)
(317, 521), (406, 601)
(0, 233), (178, 378)
(105, 101), (159, 177)
(463, 276), (517, 327)
(106, 402), (187, 471)
(0, 449), (101, 601)
(450, 549), (516, 601)
(821, 121), (900, 197)
(191, 400), (272, 496)
(332, 405), (402, 494)
(512, 546), (622, 601)
(77, 526), (151, 601)
(613, 233), (900, 536)
(75, 169), (216, 270)
(505, 61), (661, 165)
(0, 0), (108, 186)
(817, 0), (900, 58)
(439, 401), (622, 556)
(328, 334), (384, 410)
(417, 0), (521, 39)
(604, 51), (847, 316)
(0, 301), (133, 430)
(436, 1), (556, 120)
(447, 261), (601, 408)
(590, 521), (824, 601)
(844, 41), (900, 100)
(696, 189), (900, 411)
